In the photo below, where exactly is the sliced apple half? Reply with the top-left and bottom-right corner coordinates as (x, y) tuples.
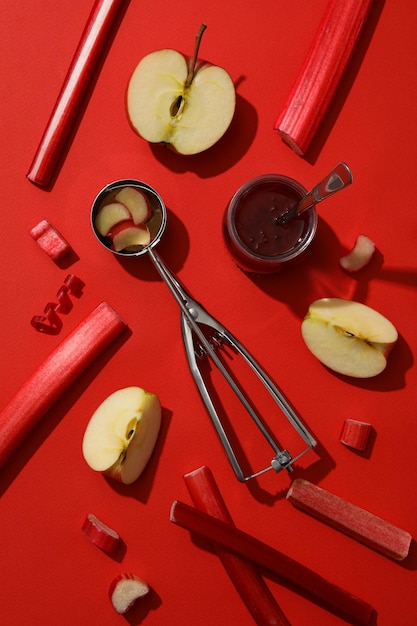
(301, 298), (398, 378)
(115, 187), (151, 225)
(95, 202), (131, 236)
(82, 386), (161, 484)
(110, 220), (151, 252)
(126, 27), (236, 155)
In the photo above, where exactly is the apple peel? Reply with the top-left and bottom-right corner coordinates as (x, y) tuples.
(109, 573), (149, 614)
(0, 302), (127, 469)
(339, 235), (376, 272)
(340, 419), (372, 451)
(287, 479), (412, 561)
(82, 513), (120, 555)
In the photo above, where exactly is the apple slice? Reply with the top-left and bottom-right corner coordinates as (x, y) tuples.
(301, 298), (398, 378)
(126, 26), (235, 155)
(82, 513), (120, 555)
(339, 235), (375, 272)
(115, 187), (151, 225)
(110, 221), (151, 252)
(82, 386), (161, 484)
(109, 573), (149, 614)
(94, 202), (131, 236)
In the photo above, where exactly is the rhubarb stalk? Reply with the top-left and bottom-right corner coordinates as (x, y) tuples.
(170, 500), (375, 625)
(0, 302), (127, 469)
(274, 0), (375, 155)
(184, 466), (290, 626)
(27, 0), (126, 187)
(287, 479), (412, 561)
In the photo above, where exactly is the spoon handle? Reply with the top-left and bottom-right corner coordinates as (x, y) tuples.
(280, 162), (352, 224)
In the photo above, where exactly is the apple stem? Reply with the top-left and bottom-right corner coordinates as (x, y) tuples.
(185, 23), (207, 88)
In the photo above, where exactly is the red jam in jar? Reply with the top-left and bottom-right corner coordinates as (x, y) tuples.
(224, 174), (317, 274)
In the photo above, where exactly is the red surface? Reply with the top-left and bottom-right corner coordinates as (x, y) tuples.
(1, 1), (416, 624)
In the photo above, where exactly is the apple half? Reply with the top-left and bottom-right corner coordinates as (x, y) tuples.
(82, 387), (161, 484)
(126, 26), (236, 154)
(301, 298), (398, 378)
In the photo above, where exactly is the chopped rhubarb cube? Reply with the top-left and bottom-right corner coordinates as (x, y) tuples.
(30, 219), (72, 261)
(287, 479), (412, 561)
(340, 419), (372, 451)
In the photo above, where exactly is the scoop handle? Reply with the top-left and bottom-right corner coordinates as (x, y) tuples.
(281, 162), (353, 224)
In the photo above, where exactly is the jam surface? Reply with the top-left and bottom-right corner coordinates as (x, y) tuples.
(234, 182), (308, 257)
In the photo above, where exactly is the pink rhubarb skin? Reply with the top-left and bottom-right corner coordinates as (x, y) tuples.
(30, 219), (71, 260)
(184, 466), (290, 626)
(26, 0), (126, 188)
(0, 302), (127, 469)
(340, 419), (372, 451)
(287, 479), (412, 561)
(274, 0), (375, 155)
(170, 500), (374, 625)
(82, 513), (120, 555)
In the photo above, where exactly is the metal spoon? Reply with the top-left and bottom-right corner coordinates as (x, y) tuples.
(279, 162), (353, 225)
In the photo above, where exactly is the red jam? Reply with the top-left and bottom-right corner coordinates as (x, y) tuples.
(224, 175), (317, 274)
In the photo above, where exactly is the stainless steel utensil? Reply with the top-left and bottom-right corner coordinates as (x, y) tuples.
(91, 179), (317, 482)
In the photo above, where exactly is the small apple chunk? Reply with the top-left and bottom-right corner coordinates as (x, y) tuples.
(94, 202), (131, 236)
(339, 234), (375, 272)
(126, 25), (236, 155)
(109, 573), (149, 614)
(301, 298), (398, 378)
(114, 187), (151, 225)
(82, 386), (161, 484)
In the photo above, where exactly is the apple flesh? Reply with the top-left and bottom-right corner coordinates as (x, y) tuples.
(339, 234), (375, 272)
(301, 297), (398, 378)
(82, 386), (161, 484)
(109, 573), (149, 614)
(110, 220), (151, 252)
(94, 202), (131, 236)
(115, 187), (151, 225)
(126, 26), (235, 155)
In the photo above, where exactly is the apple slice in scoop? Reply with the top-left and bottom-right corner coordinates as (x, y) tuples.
(301, 298), (398, 378)
(115, 187), (151, 225)
(110, 220), (151, 252)
(82, 386), (161, 484)
(94, 202), (131, 236)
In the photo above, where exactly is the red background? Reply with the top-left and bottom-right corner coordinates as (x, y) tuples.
(1, 1), (416, 624)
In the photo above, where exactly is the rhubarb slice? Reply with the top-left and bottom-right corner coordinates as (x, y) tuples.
(274, 0), (375, 155)
(287, 479), (412, 561)
(0, 302), (127, 469)
(340, 419), (372, 451)
(170, 500), (374, 625)
(82, 513), (120, 555)
(109, 573), (149, 614)
(184, 466), (290, 626)
(30, 219), (71, 261)
(26, 0), (126, 187)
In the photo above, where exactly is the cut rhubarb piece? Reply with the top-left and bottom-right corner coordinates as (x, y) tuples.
(274, 0), (375, 155)
(170, 500), (374, 625)
(287, 479), (412, 561)
(64, 274), (85, 296)
(94, 202), (131, 236)
(184, 466), (290, 626)
(82, 513), (120, 555)
(0, 302), (127, 469)
(109, 573), (149, 614)
(30, 219), (71, 261)
(115, 187), (151, 225)
(340, 419), (372, 451)
(26, 0), (126, 188)
(55, 286), (73, 314)
(339, 235), (376, 272)
(31, 303), (62, 334)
